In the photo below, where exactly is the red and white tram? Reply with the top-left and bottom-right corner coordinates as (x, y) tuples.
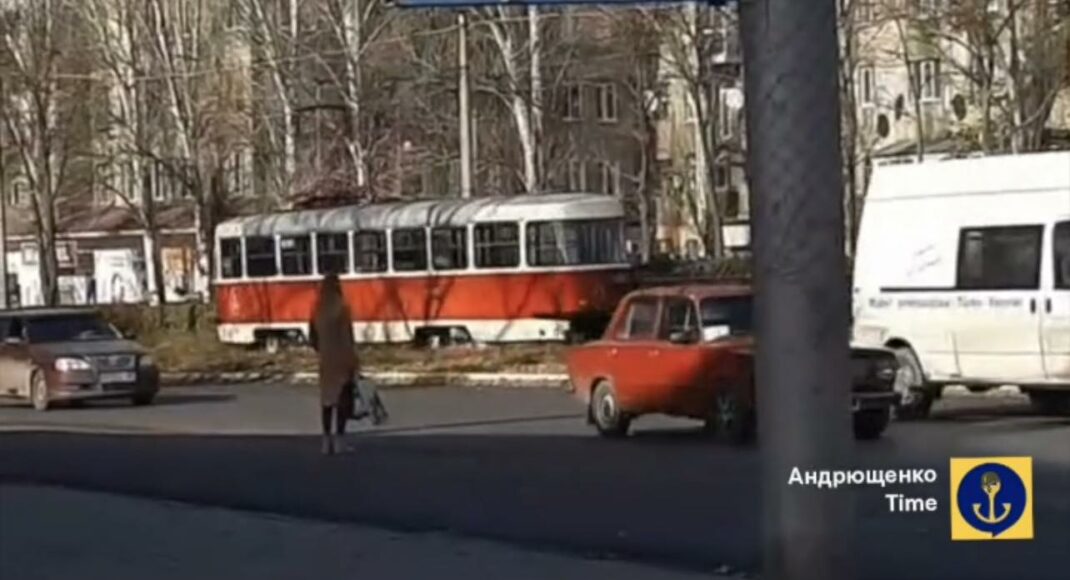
(213, 193), (635, 347)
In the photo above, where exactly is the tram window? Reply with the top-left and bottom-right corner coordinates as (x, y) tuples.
(392, 228), (428, 272)
(526, 219), (623, 266)
(280, 235), (312, 276)
(474, 223), (520, 268)
(432, 227), (468, 271)
(245, 236), (278, 278)
(316, 233), (350, 275)
(354, 231), (387, 273)
(220, 238), (243, 279)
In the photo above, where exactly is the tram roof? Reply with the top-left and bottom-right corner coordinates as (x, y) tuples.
(216, 193), (625, 237)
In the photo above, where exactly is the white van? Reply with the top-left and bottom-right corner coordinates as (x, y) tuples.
(852, 151), (1070, 418)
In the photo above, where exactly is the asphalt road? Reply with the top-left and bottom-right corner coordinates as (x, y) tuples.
(1, 384), (1067, 580)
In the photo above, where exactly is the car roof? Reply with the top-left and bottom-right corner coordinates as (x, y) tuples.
(0, 307), (102, 319)
(626, 283), (752, 302)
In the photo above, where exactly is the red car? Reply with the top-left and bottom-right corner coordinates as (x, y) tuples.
(565, 284), (900, 441)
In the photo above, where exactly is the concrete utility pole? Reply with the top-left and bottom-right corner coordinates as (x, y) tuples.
(739, 1), (854, 579)
(0, 74), (8, 310)
(458, 12), (473, 199)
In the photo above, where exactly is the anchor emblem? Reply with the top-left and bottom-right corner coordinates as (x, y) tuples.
(972, 471), (1012, 525)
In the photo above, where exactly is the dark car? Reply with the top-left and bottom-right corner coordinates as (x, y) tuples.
(565, 284), (901, 441)
(0, 308), (159, 411)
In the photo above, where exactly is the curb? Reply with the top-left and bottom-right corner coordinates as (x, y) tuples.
(161, 371), (570, 390)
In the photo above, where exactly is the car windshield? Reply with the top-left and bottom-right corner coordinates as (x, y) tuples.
(25, 315), (119, 343)
(699, 296), (753, 340)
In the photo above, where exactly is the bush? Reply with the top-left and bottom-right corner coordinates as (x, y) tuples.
(100, 302), (215, 340)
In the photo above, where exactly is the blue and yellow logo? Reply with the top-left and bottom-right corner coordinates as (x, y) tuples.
(950, 457), (1033, 541)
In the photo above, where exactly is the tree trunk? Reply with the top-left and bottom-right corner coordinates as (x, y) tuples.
(529, 6), (543, 192)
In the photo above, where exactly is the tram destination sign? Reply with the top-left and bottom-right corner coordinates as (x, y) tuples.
(393, 0), (732, 7)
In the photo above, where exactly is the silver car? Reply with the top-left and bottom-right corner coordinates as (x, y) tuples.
(0, 308), (160, 411)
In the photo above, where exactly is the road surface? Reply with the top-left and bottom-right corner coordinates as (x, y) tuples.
(1, 384), (1067, 580)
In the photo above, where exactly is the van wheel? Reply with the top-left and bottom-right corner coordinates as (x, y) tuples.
(30, 371), (50, 412)
(891, 347), (933, 421)
(590, 381), (631, 438)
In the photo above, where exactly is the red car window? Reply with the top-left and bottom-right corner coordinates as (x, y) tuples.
(658, 297), (698, 340)
(618, 297), (659, 340)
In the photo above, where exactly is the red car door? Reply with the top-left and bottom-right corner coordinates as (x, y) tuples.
(655, 296), (714, 417)
(604, 295), (665, 411)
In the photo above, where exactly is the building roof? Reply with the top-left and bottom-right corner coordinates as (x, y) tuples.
(216, 193), (625, 237)
(4, 203), (196, 238)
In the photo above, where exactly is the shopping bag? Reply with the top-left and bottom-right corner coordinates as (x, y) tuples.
(352, 375), (388, 425)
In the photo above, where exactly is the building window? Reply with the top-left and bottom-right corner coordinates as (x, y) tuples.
(599, 161), (620, 195)
(911, 59), (941, 101)
(354, 231), (387, 273)
(219, 238), (243, 279)
(724, 189), (741, 219)
(10, 179), (28, 207)
(245, 236), (278, 278)
(474, 223), (520, 269)
(856, 1), (874, 22)
(956, 225), (1042, 290)
(595, 83), (618, 122)
(431, 227), (467, 271)
(858, 66), (876, 106)
(316, 233), (350, 275)
(391, 228), (428, 272)
(683, 94), (696, 123)
(568, 159), (587, 191)
(714, 160), (730, 192)
(151, 163), (169, 202)
(563, 83), (582, 121)
(719, 89), (738, 138)
(919, 0), (943, 15)
(280, 235), (312, 276)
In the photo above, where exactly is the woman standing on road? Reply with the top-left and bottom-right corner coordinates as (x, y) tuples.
(309, 272), (359, 455)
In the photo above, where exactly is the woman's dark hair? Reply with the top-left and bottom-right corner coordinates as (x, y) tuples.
(315, 272), (345, 319)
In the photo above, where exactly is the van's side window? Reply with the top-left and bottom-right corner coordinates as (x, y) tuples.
(956, 226), (1043, 290)
(1055, 221), (1070, 290)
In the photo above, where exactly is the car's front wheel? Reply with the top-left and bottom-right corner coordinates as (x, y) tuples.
(712, 386), (755, 445)
(30, 371), (50, 412)
(853, 408), (891, 440)
(590, 381), (631, 438)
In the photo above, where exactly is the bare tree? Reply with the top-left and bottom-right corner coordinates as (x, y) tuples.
(145, 0), (245, 300)
(0, 0), (80, 306)
(640, 4), (738, 259)
(79, 0), (170, 306)
(240, 0), (300, 201)
(477, 7), (540, 193)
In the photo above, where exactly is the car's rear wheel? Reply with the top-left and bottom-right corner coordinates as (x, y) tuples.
(30, 371), (50, 412)
(590, 381), (631, 438)
(853, 408), (891, 440)
(713, 386), (755, 445)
